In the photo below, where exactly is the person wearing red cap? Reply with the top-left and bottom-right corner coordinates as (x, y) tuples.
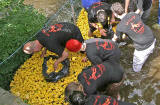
(23, 22), (84, 71)
(67, 38), (124, 98)
(65, 39), (82, 52)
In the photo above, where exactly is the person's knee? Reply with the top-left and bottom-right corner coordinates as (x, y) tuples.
(132, 59), (145, 72)
(133, 57), (143, 72)
(133, 64), (142, 72)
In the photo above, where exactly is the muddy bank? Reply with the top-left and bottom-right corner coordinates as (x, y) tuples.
(148, 54), (160, 79)
(0, 87), (27, 105)
(23, 0), (67, 17)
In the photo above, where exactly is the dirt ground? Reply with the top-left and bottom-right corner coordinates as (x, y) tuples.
(23, 0), (67, 17)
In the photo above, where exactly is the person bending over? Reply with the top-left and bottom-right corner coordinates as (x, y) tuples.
(66, 38), (124, 98)
(23, 22), (84, 71)
(65, 82), (136, 105)
(111, 2), (156, 72)
(87, 2), (114, 39)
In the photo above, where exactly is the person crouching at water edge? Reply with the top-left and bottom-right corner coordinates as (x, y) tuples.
(64, 82), (136, 105)
(23, 22), (84, 79)
(66, 38), (124, 98)
(23, 22), (84, 70)
(111, 2), (156, 72)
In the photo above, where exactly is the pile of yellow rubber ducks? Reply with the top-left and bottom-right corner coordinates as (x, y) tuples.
(10, 8), (120, 105)
(77, 8), (103, 39)
(10, 8), (97, 105)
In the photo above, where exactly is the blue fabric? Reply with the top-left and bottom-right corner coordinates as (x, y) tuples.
(81, 0), (100, 9)
(159, 0), (160, 24)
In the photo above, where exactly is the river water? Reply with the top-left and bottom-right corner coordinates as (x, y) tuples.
(23, 0), (160, 105)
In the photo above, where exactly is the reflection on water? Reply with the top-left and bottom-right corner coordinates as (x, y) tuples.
(23, 0), (160, 105)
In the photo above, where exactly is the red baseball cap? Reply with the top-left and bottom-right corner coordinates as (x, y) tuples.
(66, 39), (82, 52)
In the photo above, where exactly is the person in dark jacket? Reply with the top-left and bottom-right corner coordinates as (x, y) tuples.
(66, 38), (124, 98)
(87, 2), (114, 39)
(23, 22), (84, 71)
(65, 83), (136, 105)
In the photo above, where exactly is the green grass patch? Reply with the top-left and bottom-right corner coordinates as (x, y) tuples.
(0, 0), (46, 90)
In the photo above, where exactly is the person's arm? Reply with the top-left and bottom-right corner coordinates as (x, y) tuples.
(88, 23), (97, 37)
(87, 53), (103, 65)
(88, 30), (94, 37)
(125, 0), (130, 13)
(54, 50), (69, 70)
(135, 0), (143, 14)
(40, 47), (47, 57)
(90, 23), (107, 36)
(112, 34), (118, 42)
(112, 29), (121, 42)
(111, 13), (116, 24)
(135, 9), (141, 14)
(98, 27), (107, 36)
(90, 56), (103, 65)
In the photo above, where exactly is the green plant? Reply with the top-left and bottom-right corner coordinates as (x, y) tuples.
(0, 0), (12, 10)
(0, 0), (46, 62)
(0, 0), (46, 90)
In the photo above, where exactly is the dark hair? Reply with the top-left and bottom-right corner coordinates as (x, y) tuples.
(65, 82), (83, 99)
(69, 91), (86, 105)
(88, 7), (98, 23)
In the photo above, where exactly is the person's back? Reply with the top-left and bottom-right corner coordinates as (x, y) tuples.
(37, 22), (84, 56)
(116, 12), (155, 51)
(78, 60), (124, 95)
(64, 85), (136, 105)
(85, 95), (136, 105)
(85, 38), (121, 65)
(80, 39), (123, 95)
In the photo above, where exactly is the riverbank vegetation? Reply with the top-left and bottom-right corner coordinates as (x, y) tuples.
(0, 0), (46, 61)
(0, 0), (46, 90)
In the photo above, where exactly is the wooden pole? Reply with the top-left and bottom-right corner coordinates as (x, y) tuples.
(70, 0), (76, 24)
(158, 0), (160, 25)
